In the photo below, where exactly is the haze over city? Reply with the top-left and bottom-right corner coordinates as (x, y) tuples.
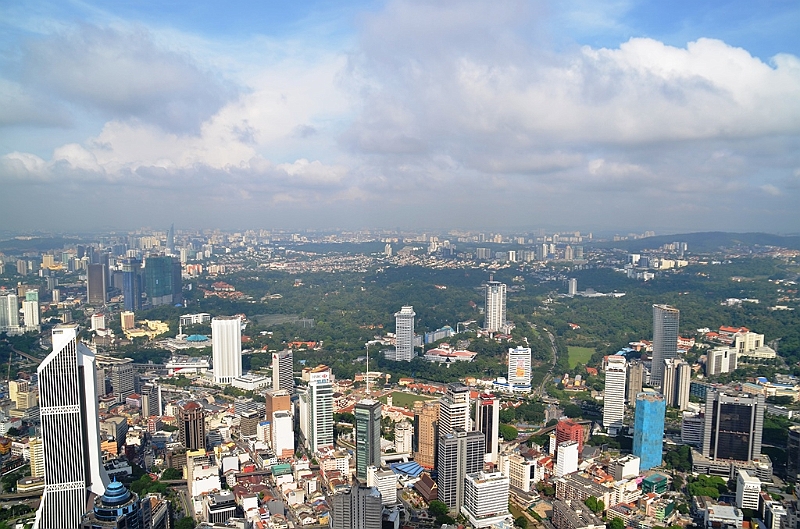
(1, 1), (800, 233)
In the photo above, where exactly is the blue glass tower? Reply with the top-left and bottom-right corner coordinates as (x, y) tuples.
(79, 479), (144, 528)
(633, 392), (666, 470)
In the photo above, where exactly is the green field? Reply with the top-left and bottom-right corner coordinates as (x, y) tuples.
(567, 346), (595, 368)
(379, 391), (434, 409)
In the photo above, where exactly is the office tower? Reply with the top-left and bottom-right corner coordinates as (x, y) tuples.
(484, 280), (507, 332)
(272, 411), (294, 457)
(265, 389), (292, 423)
(393, 306), (416, 361)
(651, 304), (680, 387)
(462, 471), (511, 528)
(367, 466), (398, 505)
(439, 383), (471, 436)
(555, 441), (579, 477)
(681, 411), (704, 447)
(212, 317), (242, 384)
(79, 480), (144, 529)
(626, 361), (644, 405)
(476, 394), (500, 464)
(34, 324), (109, 529)
(437, 429), (485, 512)
(272, 350), (294, 392)
(178, 401), (206, 451)
(29, 437), (45, 478)
(568, 278), (577, 295)
(166, 224), (175, 254)
(394, 421), (413, 454)
(299, 378), (334, 453)
(555, 420), (584, 454)
(507, 346), (532, 392)
(736, 469), (760, 510)
(144, 256), (180, 307)
(141, 383), (161, 418)
(603, 356), (627, 432)
(121, 257), (143, 311)
(706, 347), (738, 376)
(661, 359), (691, 410)
(355, 399), (382, 481)
(788, 426), (800, 483)
(110, 360), (136, 404)
(0, 293), (20, 330)
(87, 263), (107, 305)
(702, 391), (764, 462)
(413, 400), (439, 469)
(22, 299), (39, 329)
(633, 392), (666, 470)
(331, 486), (383, 529)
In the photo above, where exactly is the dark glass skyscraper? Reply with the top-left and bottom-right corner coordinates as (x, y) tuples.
(702, 391), (764, 462)
(144, 255), (181, 307)
(122, 258), (142, 311)
(355, 399), (382, 481)
(651, 304), (680, 387)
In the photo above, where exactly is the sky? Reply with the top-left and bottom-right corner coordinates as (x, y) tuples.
(1, 0), (800, 234)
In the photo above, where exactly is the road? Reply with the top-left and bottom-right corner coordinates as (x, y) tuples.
(534, 326), (558, 398)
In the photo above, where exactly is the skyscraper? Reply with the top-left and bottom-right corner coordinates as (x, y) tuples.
(331, 486), (383, 529)
(476, 394), (500, 464)
(179, 401), (206, 451)
(633, 392), (666, 471)
(568, 278), (577, 296)
(393, 306), (416, 361)
(507, 346), (532, 392)
(166, 224), (175, 254)
(121, 257), (143, 311)
(212, 317), (242, 384)
(87, 263), (107, 305)
(555, 441), (579, 477)
(22, 299), (39, 330)
(0, 293), (19, 332)
(299, 376), (334, 453)
(702, 391), (764, 462)
(661, 359), (691, 410)
(272, 350), (294, 392)
(413, 400), (439, 469)
(626, 360), (644, 405)
(651, 305), (680, 387)
(438, 383), (471, 436)
(34, 324), (109, 529)
(603, 356), (627, 432)
(484, 280), (507, 332)
(462, 471), (511, 528)
(265, 389), (292, 423)
(355, 399), (382, 481)
(79, 480), (145, 529)
(555, 420), (584, 454)
(437, 429), (485, 513)
(144, 255), (180, 307)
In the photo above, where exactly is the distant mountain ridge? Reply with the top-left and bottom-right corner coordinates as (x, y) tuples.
(590, 232), (800, 252)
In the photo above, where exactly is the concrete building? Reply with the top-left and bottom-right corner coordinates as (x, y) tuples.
(603, 356), (627, 433)
(367, 466), (398, 505)
(355, 399), (382, 481)
(662, 358), (691, 410)
(272, 411), (294, 457)
(633, 392), (666, 471)
(627, 360), (644, 405)
(272, 350), (294, 393)
(299, 377), (334, 453)
(507, 346), (532, 392)
(178, 401), (206, 451)
(681, 411), (704, 447)
(120, 311), (135, 330)
(34, 324), (109, 528)
(484, 280), (507, 332)
(413, 400), (439, 469)
(736, 469), (760, 510)
(556, 441), (579, 477)
(613, 455), (640, 480)
(211, 316), (242, 384)
(22, 299), (39, 329)
(437, 429), (485, 513)
(331, 486), (383, 529)
(702, 391), (764, 462)
(476, 394), (500, 464)
(551, 499), (605, 529)
(568, 278), (578, 296)
(651, 304), (680, 387)
(393, 306), (415, 361)
(0, 293), (19, 332)
(438, 383), (471, 435)
(556, 420), (585, 454)
(462, 471), (512, 528)
(79, 480), (145, 529)
(788, 426), (800, 483)
(394, 421), (413, 454)
(706, 347), (738, 376)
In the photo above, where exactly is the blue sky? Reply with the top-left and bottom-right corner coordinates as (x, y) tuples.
(1, 0), (799, 233)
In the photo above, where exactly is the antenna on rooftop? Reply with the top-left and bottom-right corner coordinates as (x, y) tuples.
(366, 342), (370, 395)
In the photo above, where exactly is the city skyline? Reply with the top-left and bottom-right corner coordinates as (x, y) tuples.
(1, 1), (800, 233)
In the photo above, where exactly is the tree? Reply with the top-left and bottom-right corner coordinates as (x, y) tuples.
(563, 404), (582, 418)
(176, 517), (195, 529)
(515, 516), (529, 529)
(608, 517), (625, 529)
(585, 496), (604, 514)
(161, 467), (183, 480)
(428, 500), (449, 517)
(499, 424), (519, 441)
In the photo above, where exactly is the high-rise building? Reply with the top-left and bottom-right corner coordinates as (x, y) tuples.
(79, 480), (145, 529)
(22, 299), (39, 329)
(633, 392), (666, 471)
(0, 293), (19, 332)
(439, 384), (471, 436)
(121, 258), (143, 311)
(166, 224), (175, 254)
(178, 401), (206, 451)
(507, 346), (532, 392)
(437, 429), (485, 513)
(211, 317), (242, 384)
(394, 421), (413, 454)
(484, 280), (507, 332)
(110, 360), (136, 404)
(555, 441), (579, 477)
(706, 347), (738, 376)
(355, 399), (382, 481)
(144, 256), (181, 307)
(272, 350), (294, 392)
(661, 359), (691, 410)
(702, 391), (764, 462)
(87, 263), (108, 305)
(568, 278), (577, 296)
(413, 400), (439, 469)
(120, 311), (135, 330)
(393, 306), (416, 361)
(331, 486), (383, 529)
(603, 356), (627, 432)
(265, 389), (292, 423)
(555, 420), (584, 454)
(29, 437), (45, 478)
(271, 411), (294, 458)
(626, 361), (644, 405)
(462, 471), (511, 529)
(651, 305), (680, 387)
(34, 324), (109, 529)
(476, 394), (500, 464)
(299, 378), (334, 453)
(736, 469), (761, 510)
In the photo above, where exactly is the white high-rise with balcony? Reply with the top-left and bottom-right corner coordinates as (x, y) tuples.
(212, 316), (242, 384)
(484, 280), (506, 332)
(603, 356), (627, 433)
(394, 306), (415, 361)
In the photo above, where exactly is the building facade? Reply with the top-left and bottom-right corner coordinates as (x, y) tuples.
(394, 306), (416, 361)
(507, 347), (532, 392)
(299, 379), (334, 453)
(702, 391), (764, 462)
(462, 471), (512, 528)
(437, 429), (485, 513)
(633, 392), (666, 470)
(211, 316), (242, 384)
(331, 486), (383, 529)
(355, 399), (382, 481)
(651, 305), (680, 387)
(661, 359), (691, 410)
(272, 350), (294, 393)
(438, 384), (471, 436)
(603, 356), (627, 432)
(484, 280), (507, 332)
(476, 394), (500, 464)
(413, 400), (439, 469)
(178, 401), (206, 451)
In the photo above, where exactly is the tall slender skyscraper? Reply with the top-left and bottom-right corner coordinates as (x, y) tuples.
(439, 384), (471, 436)
(272, 350), (294, 392)
(212, 317), (242, 384)
(633, 392), (666, 471)
(355, 399), (382, 481)
(626, 361), (644, 405)
(34, 324), (109, 529)
(87, 263), (107, 305)
(651, 305), (680, 387)
(299, 376), (334, 453)
(393, 306), (416, 361)
(484, 280), (507, 332)
(413, 400), (439, 469)
(144, 255), (180, 307)
(476, 394), (500, 464)
(603, 356), (627, 433)
(507, 346), (532, 392)
(0, 293), (19, 331)
(437, 429), (485, 513)
(661, 359), (691, 410)
(121, 257), (142, 311)
(179, 400), (206, 451)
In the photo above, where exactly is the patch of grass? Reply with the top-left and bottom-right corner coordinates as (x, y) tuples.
(567, 346), (594, 368)
(379, 391), (434, 409)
